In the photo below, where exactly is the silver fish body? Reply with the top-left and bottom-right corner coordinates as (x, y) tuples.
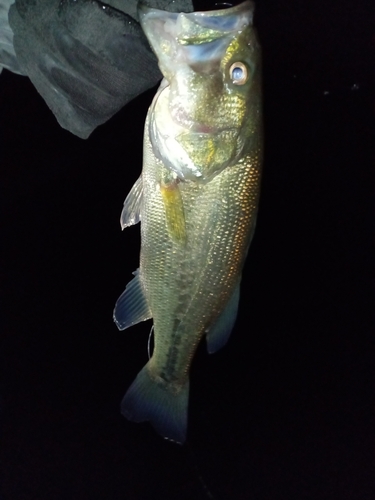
(114, 0), (262, 443)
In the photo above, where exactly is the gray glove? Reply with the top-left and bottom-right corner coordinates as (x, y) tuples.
(0, 0), (23, 74)
(7, 0), (193, 138)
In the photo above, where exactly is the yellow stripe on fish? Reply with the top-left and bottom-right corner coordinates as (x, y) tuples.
(160, 180), (186, 243)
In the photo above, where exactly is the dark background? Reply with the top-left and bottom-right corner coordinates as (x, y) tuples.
(0, 0), (373, 498)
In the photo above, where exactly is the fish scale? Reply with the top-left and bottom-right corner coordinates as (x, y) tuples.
(114, 0), (262, 443)
(140, 115), (262, 382)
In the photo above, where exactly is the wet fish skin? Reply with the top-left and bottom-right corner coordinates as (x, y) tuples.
(114, 1), (262, 443)
(143, 1), (259, 183)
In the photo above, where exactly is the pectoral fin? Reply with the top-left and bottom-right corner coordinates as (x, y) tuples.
(160, 180), (186, 243)
(120, 176), (143, 229)
(206, 281), (241, 354)
(113, 269), (152, 330)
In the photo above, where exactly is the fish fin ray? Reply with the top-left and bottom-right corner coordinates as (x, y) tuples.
(113, 269), (152, 330)
(121, 362), (189, 444)
(206, 281), (240, 354)
(120, 176), (143, 229)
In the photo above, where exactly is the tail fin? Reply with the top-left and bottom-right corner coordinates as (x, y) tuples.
(121, 362), (189, 444)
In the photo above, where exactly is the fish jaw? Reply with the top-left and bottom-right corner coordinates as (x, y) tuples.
(138, 1), (254, 80)
(140, 1), (261, 183)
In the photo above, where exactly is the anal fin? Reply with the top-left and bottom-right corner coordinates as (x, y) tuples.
(113, 269), (152, 330)
(206, 281), (241, 354)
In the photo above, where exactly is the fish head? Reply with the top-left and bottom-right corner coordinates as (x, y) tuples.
(139, 1), (261, 182)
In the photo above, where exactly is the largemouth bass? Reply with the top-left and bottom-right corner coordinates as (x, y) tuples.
(114, 0), (262, 443)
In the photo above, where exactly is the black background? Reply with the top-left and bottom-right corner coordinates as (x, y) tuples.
(0, 0), (373, 498)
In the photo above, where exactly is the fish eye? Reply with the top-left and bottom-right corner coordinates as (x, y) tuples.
(229, 62), (248, 85)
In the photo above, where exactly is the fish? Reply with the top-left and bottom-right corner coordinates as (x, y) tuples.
(114, 0), (262, 443)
